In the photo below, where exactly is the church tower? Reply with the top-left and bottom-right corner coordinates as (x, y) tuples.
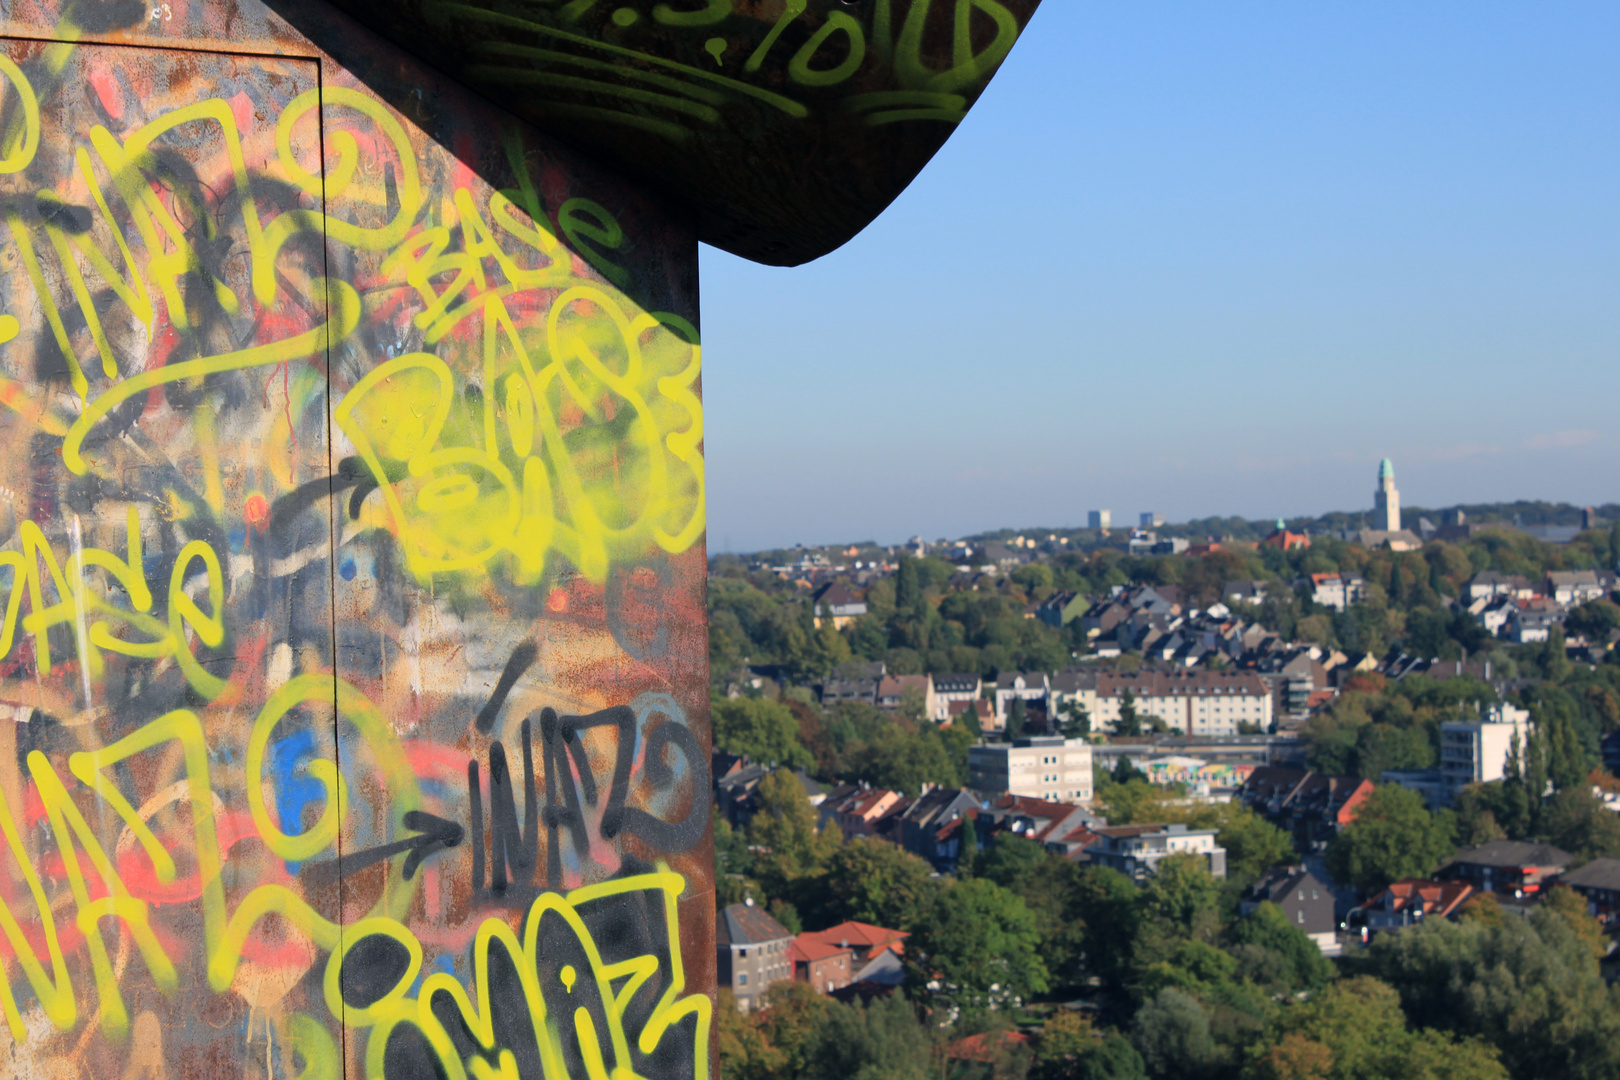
(1374, 458), (1400, 532)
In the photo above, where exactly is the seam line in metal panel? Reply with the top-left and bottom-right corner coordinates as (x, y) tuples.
(309, 53), (350, 1080)
(0, 31), (317, 62)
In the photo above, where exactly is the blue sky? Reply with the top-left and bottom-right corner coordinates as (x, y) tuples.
(698, 3), (1619, 553)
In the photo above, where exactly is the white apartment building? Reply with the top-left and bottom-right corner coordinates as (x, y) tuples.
(1084, 823), (1227, 881)
(1440, 703), (1532, 790)
(968, 737), (1094, 803)
(1062, 671), (1272, 736)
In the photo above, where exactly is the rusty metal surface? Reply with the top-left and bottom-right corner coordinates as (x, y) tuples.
(296, 0), (1044, 265)
(0, 2), (713, 1078)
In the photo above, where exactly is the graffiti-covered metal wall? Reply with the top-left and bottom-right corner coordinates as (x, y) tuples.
(0, 0), (1035, 1077)
(0, 2), (709, 1077)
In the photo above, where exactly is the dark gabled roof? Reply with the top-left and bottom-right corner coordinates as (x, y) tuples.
(719, 903), (793, 946)
(1247, 865), (1323, 903)
(1561, 858), (1620, 892)
(1447, 840), (1574, 869)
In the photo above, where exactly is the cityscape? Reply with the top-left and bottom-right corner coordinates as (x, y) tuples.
(710, 457), (1620, 1079)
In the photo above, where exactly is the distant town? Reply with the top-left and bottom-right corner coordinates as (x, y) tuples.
(711, 460), (1620, 1080)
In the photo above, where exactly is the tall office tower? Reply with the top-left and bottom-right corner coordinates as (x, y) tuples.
(1089, 510), (1113, 529)
(1375, 459), (1401, 532)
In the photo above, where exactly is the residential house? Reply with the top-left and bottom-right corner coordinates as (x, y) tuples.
(891, 787), (981, 871)
(931, 673), (983, 721)
(993, 671), (1050, 726)
(1506, 598), (1563, 643)
(1224, 580), (1279, 605)
(973, 794), (1106, 860)
(876, 674), (935, 716)
(718, 901), (796, 1012)
(1558, 858), (1620, 925)
(1307, 572), (1366, 612)
(1548, 570), (1606, 606)
(1356, 879), (1475, 933)
(1242, 866), (1340, 956)
(946, 698), (996, 732)
(819, 677), (879, 707)
(1261, 528), (1311, 551)
(1465, 571), (1534, 602)
(967, 737), (1094, 803)
(797, 922), (907, 968)
(811, 581), (868, 628)
(1471, 595), (1518, 637)
(1437, 840), (1572, 897)
(714, 758), (770, 825)
(1084, 823), (1227, 882)
(1347, 529), (1423, 552)
(1238, 767), (1374, 852)
(1033, 590), (1090, 628)
(818, 785), (904, 841)
(790, 935), (854, 994)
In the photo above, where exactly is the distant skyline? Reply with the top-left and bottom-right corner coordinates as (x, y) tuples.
(698, 3), (1619, 553)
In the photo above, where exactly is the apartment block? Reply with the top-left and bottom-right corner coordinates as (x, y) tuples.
(968, 737), (1094, 803)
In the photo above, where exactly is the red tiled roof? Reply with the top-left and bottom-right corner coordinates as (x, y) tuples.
(789, 936), (853, 964)
(799, 921), (908, 956)
(946, 1031), (1032, 1063)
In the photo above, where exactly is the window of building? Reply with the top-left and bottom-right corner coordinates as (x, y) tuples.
(739, 973), (748, 985)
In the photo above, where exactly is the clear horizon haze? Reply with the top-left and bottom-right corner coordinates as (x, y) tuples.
(698, 2), (1619, 554)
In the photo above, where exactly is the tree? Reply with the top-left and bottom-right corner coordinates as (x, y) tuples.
(1540, 784), (1620, 861)
(1008, 696), (1028, 740)
(1117, 688), (1141, 737)
(713, 696), (813, 769)
(1132, 988), (1217, 1079)
(957, 813), (980, 877)
(1034, 1013), (1146, 1080)
(804, 993), (932, 1080)
(798, 837), (939, 931)
(905, 877), (1050, 1014)
(1565, 598), (1620, 642)
(1228, 902), (1334, 991)
(1062, 700), (1093, 739)
(1325, 785), (1454, 894)
(716, 997), (782, 1080)
(751, 769), (838, 893)
(1141, 852), (1223, 935)
(1245, 975), (1509, 1080)
(1370, 906), (1620, 1079)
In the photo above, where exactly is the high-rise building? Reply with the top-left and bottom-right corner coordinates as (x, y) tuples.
(1374, 459), (1400, 532)
(1088, 510), (1112, 529)
(1140, 512), (1165, 528)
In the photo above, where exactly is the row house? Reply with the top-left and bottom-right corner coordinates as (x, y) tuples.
(973, 794), (1106, 860)
(888, 787), (981, 871)
(819, 785), (904, 841)
(1238, 767), (1373, 852)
